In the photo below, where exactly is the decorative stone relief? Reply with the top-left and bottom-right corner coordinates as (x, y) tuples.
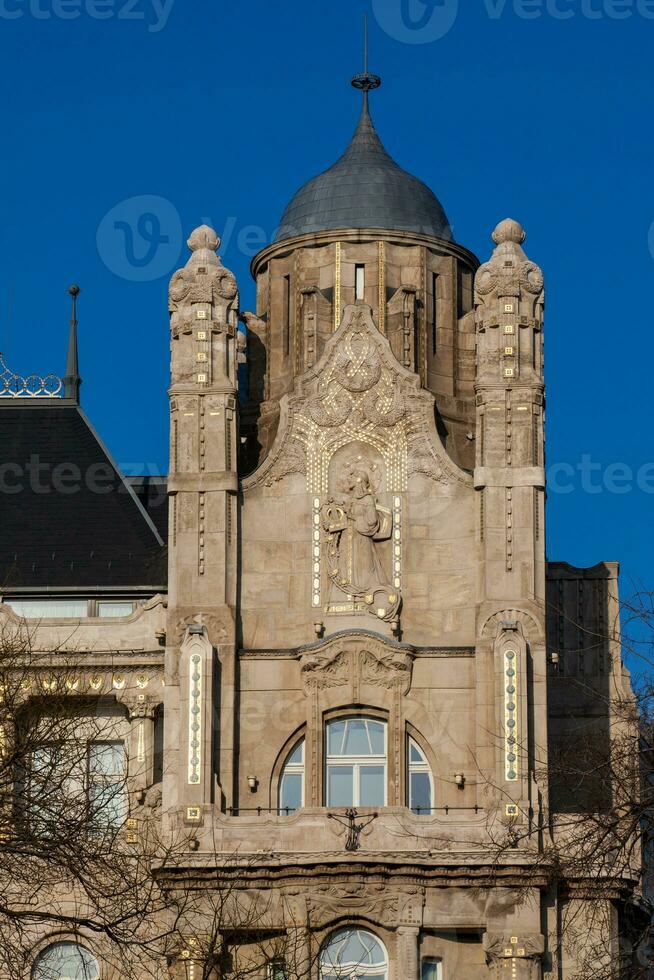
(306, 884), (424, 929)
(483, 933), (545, 979)
(321, 453), (400, 624)
(169, 226), (238, 338)
(300, 636), (413, 697)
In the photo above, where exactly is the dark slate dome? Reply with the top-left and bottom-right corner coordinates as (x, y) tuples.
(275, 91), (453, 243)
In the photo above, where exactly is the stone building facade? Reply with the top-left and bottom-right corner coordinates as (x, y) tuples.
(0, 74), (644, 979)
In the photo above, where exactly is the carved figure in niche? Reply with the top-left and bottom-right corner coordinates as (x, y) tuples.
(322, 456), (401, 623)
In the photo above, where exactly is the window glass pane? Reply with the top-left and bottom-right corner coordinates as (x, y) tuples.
(280, 773), (302, 813)
(411, 772), (433, 813)
(32, 942), (100, 980)
(422, 961), (441, 980)
(320, 929), (387, 971)
(360, 765), (385, 806)
(90, 782), (127, 828)
(270, 963), (286, 980)
(367, 721), (385, 755)
(327, 720), (346, 755)
(7, 600), (87, 619)
(409, 740), (424, 763)
(97, 602), (134, 618)
(342, 719), (371, 756)
(327, 766), (353, 806)
(286, 741), (304, 766)
(89, 743), (124, 777)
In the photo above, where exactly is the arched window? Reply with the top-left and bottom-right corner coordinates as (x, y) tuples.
(279, 739), (304, 814)
(32, 942), (100, 980)
(326, 718), (386, 807)
(320, 928), (388, 979)
(408, 737), (434, 814)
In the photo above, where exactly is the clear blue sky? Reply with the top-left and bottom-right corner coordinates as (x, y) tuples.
(1, 0), (652, 600)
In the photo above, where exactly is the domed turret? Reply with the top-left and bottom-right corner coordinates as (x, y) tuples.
(276, 77), (452, 243)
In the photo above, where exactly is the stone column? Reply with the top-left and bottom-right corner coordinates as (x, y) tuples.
(397, 926), (420, 980)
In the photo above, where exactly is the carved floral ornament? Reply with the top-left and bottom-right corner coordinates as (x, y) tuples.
(287, 884), (424, 930)
(243, 304), (470, 494)
(300, 635), (414, 696)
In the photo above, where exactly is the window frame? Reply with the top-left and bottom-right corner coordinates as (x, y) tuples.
(408, 735), (434, 815)
(421, 958), (443, 980)
(31, 940), (100, 980)
(278, 738), (305, 815)
(325, 717), (388, 809)
(319, 927), (388, 979)
(87, 740), (128, 831)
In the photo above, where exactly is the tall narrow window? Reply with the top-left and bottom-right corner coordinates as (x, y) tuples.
(326, 718), (386, 807)
(408, 737), (434, 814)
(355, 264), (365, 301)
(431, 272), (439, 354)
(283, 274), (291, 357)
(269, 962), (287, 980)
(279, 739), (305, 814)
(88, 741), (127, 830)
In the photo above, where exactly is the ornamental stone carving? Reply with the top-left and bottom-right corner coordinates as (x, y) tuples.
(169, 225), (239, 338)
(300, 635), (413, 696)
(483, 933), (545, 979)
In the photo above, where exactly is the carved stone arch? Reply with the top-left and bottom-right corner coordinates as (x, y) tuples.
(480, 607), (545, 644)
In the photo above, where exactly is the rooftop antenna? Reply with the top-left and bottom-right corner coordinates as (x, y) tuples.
(351, 12), (381, 104)
(63, 284), (82, 404)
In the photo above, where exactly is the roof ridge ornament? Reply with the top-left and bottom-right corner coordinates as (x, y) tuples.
(351, 14), (381, 95)
(0, 352), (63, 398)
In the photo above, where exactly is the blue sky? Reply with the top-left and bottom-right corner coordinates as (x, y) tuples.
(0, 0), (652, 603)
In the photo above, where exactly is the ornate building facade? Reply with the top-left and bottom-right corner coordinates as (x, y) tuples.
(0, 71), (644, 979)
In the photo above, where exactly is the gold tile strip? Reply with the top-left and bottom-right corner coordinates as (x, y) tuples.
(378, 241), (386, 335)
(334, 242), (342, 332)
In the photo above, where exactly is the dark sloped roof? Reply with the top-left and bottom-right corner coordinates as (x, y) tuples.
(0, 404), (166, 589)
(275, 97), (453, 243)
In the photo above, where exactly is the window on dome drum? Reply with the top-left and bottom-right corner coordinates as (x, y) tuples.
(421, 960), (442, 980)
(32, 942), (100, 980)
(320, 928), (388, 980)
(283, 274), (291, 357)
(279, 739), (305, 814)
(408, 737), (434, 814)
(326, 718), (386, 808)
(431, 272), (439, 355)
(355, 264), (365, 301)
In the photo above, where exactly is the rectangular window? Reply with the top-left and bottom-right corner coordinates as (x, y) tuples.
(269, 963), (287, 980)
(6, 599), (87, 619)
(88, 742), (127, 831)
(431, 273), (439, 355)
(422, 961), (442, 980)
(355, 264), (365, 301)
(97, 602), (134, 619)
(283, 274), (291, 357)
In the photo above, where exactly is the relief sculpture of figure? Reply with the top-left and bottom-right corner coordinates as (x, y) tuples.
(322, 459), (401, 624)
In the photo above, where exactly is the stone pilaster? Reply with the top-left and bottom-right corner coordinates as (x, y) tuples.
(165, 225), (240, 813)
(474, 219), (548, 819)
(397, 925), (420, 980)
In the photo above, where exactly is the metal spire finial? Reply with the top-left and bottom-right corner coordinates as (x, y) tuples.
(63, 284), (82, 403)
(351, 13), (381, 96)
